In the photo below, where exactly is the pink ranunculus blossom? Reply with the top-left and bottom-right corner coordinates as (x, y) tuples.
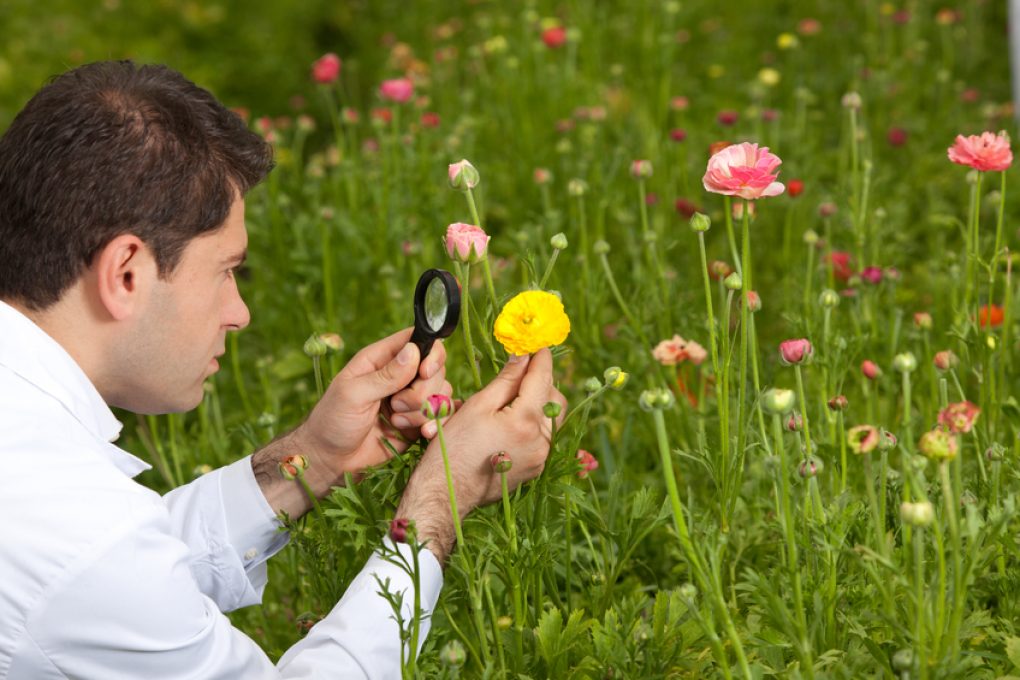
(379, 78), (414, 103)
(861, 360), (881, 380)
(947, 131), (1013, 172)
(421, 394), (454, 419)
(860, 266), (883, 284)
(444, 223), (489, 263)
(702, 142), (785, 200)
(576, 450), (599, 478)
(938, 401), (981, 434)
(312, 53), (342, 84)
(779, 338), (812, 365)
(933, 350), (958, 371)
(652, 335), (707, 366)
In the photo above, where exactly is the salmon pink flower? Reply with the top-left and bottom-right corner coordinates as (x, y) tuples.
(938, 401), (981, 433)
(702, 142), (785, 200)
(933, 350), (958, 371)
(861, 360), (882, 380)
(847, 425), (880, 454)
(652, 335), (707, 366)
(576, 450), (599, 478)
(947, 131), (1013, 172)
(379, 78), (414, 103)
(445, 223), (489, 263)
(312, 53), (342, 84)
(779, 338), (812, 365)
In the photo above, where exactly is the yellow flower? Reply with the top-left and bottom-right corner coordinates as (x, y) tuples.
(493, 290), (570, 356)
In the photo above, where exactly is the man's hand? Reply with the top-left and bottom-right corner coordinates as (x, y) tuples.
(255, 327), (451, 518)
(395, 348), (566, 564)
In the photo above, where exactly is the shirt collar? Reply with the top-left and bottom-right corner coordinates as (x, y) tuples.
(0, 300), (151, 478)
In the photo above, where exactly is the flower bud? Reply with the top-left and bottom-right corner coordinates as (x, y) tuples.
(877, 429), (898, 451)
(543, 401), (563, 419)
(745, 290), (762, 312)
(448, 159), (480, 190)
(798, 456), (823, 478)
(576, 449), (599, 478)
(786, 412), (804, 432)
(900, 501), (934, 527)
(918, 428), (958, 462)
(841, 91), (863, 110)
(986, 443), (1006, 462)
(779, 338), (812, 365)
(421, 394), (453, 419)
(847, 425), (879, 454)
(913, 311), (933, 330)
(389, 517), (412, 543)
(440, 640), (467, 667)
(256, 412), (278, 428)
(891, 649), (914, 673)
(689, 212), (712, 232)
(827, 395), (848, 411)
(490, 451), (513, 473)
(303, 333), (329, 358)
(678, 583), (698, 600)
(603, 366), (629, 390)
(445, 222), (490, 263)
(708, 260), (733, 280)
(892, 352), (918, 373)
(550, 232), (568, 250)
(584, 376), (603, 393)
(496, 616), (513, 630)
(630, 159), (654, 179)
(192, 464), (213, 478)
(860, 360), (882, 380)
(567, 178), (589, 196)
(533, 167), (553, 185)
(639, 387), (675, 411)
(279, 454), (309, 480)
(593, 239), (610, 255)
(318, 332), (344, 353)
(803, 229), (820, 245)
(819, 288), (840, 308)
(723, 272), (743, 291)
(762, 388), (796, 415)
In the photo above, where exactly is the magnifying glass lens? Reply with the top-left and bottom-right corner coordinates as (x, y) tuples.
(424, 277), (448, 331)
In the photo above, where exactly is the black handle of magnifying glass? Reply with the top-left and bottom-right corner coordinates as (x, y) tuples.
(404, 269), (461, 389)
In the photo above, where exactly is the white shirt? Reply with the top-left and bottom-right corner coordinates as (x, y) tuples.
(0, 301), (443, 679)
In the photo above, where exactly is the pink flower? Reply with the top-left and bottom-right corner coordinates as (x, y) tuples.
(670, 96), (690, 111)
(702, 142), (785, 200)
(947, 131), (1013, 172)
(533, 167), (552, 185)
(861, 360), (881, 380)
(445, 223), (489, 263)
(861, 266), (883, 284)
(938, 401), (981, 434)
(652, 335), (707, 366)
(421, 394), (453, 419)
(420, 112), (440, 128)
(670, 128), (688, 142)
(779, 338), (812, 365)
(630, 159), (653, 179)
(847, 425), (879, 454)
(312, 53), (342, 84)
(379, 78), (414, 103)
(933, 350), (958, 371)
(542, 26), (567, 48)
(717, 110), (739, 126)
(389, 518), (411, 543)
(576, 450), (599, 478)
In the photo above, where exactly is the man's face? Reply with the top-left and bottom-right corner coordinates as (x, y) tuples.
(124, 196), (250, 414)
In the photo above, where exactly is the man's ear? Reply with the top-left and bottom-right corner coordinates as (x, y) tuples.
(93, 234), (156, 321)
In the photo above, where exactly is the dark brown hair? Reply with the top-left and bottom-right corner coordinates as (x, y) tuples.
(0, 61), (273, 310)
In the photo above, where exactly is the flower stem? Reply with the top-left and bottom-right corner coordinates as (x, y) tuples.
(794, 365), (814, 461)
(465, 189), (499, 311)
(940, 461), (964, 665)
(697, 231), (720, 377)
(455, 262), (483, 390)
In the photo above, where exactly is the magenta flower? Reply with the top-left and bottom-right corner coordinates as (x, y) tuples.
(778, 338), (812, 365)
(947, 131), (1013, 172)
(860, 266), (883, 284)
(389, 518), (411, 543)
(311, 53), (341, 84)
(702, 142), (785, 200)
(379, 78), (414, 103)
(421, 394), (453, 419)
(445, 223), (489, 263)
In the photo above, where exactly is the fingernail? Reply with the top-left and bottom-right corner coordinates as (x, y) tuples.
(425, 361), (438, 378)
(508, 353), (529, 364)
(391, 415), (410, 429)
(391, 399), (409, 412)
(397, 343), (415, 365)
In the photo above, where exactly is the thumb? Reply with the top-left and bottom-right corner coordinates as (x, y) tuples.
(357, 342), (419, 403)
(473, 354), (531, 411)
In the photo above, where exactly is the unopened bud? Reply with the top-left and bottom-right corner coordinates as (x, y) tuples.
(421, 394), (453, 419)
(986, 443), (1006, 462)
(803, 229), (819, 245)
(900, 501), (934, 527)
(630, 159), (654, 179)
(440, 640), (467, 667)
(279, 454), (309, 481)
(798, 456), (823, 478)
(918, 428), (958, 462)
(319, 332), (344, 352)
(533, 167), (553, 185)
(550, 232), (568, 250)
(763, 388), (796, 415)
(745, 290), (762, 312)
(584, 377), (603, 393)
(603, 366), (629, 390)
(689, 212), (712, 232)
(878, 429), (898, 451)
(678, 582), (698, 600)
(892, 352), (918, 373)
(490, 451), (513, 473)
(786, 412), (804, 432)
(724, 272), (743, 291)
(389, 517), (412, 543)
(543, 401), (563, 419)
(841, 91), (862, 110)
(639, 387), (675, 411)
(593, 239), (610, 255)
(567, 178), (589, 196)
(827, 395), (849, 411)
(933, 350), (958, 371)
(303, 333), (329, 358)
(448, 159), (480, 190)
(913, 312), (933, 330)
(819, 288), (840, 308)
(861, 360), (882, 380)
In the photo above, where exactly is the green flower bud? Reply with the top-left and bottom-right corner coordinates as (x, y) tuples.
(802, 229), (819, 245)
(762, 388), (796, 415)
(584, 377), (603, 393)
(891, 649), (914, 672)
(723, 272), (743, 291)
(550, 232), (568, 250)
(819, 288), (840, 308)
(543, 401), (563, 419)
(303, 333), (328, 358)
(892, 352), (918, 373)
(899, 501), (934, 527)
(689, 212), (712, 232)
(440, 640), (467, 667)
(567, 178), (589, 196)
(490, 451), (513, 473)
(678, 582), (698, 600)
(593, 239), (610, 255)
(603, 366), (629, 390)
(448, 159), (480, 191)
(639, 387), (675, 411)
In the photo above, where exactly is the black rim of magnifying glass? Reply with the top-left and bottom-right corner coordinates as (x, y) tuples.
(410, 269), (461, 360)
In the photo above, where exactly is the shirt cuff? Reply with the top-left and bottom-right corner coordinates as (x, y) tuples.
(218, 455), (290, 584)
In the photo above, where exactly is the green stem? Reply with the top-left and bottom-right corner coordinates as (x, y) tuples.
(456, 262), (483, 390)
(697, 232), (720, 377)
(940, 461), (964, 665)
(539, 249), (561, 289)
(794, 365), (814, 462)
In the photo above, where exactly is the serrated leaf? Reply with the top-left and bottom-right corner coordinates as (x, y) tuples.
(1005, 636), (1020, 670)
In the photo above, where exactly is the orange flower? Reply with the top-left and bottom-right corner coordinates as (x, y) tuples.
(977, 304), (1004, 328)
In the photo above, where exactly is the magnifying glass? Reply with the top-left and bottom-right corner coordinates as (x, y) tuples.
(409, 269), (461, 364)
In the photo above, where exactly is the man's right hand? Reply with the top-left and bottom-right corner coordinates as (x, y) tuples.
(395, 348), (567, 564)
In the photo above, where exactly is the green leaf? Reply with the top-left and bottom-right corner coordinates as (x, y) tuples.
(1005, 636), (1020, 670)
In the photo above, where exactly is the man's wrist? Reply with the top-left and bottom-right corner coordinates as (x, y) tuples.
(252, 428), (335, 520)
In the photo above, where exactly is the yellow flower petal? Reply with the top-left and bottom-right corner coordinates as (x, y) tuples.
(493, 290), (571, 355)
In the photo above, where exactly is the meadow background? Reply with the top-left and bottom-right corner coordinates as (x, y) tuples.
(2, 0), (1019, 677)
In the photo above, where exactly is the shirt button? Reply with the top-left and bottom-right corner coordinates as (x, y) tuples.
(244, 548), (258, 561)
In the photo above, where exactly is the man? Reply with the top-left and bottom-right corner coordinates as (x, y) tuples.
(0, 61), (566, 678)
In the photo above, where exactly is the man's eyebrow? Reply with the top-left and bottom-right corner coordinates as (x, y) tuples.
(222, 249), (248, 267)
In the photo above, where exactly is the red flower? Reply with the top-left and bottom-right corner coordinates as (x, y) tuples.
(787, 179), (804, 197)
(542, 26), (567, 48)
(887, 127), (908, 147)
(978, 304), (1004, 328)
(826, 251), (854, 281)
(670, 128), (687, 142)
(420, 112), (441, 128)
(312, 53), (342, 84)
(675, 198), (699, 218)
(717, 110), (739, 126)
(575, 450), (599, 478)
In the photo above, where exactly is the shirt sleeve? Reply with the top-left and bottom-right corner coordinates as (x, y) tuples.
(14, 508), (444, 680)
(162, 455), (289, 612)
